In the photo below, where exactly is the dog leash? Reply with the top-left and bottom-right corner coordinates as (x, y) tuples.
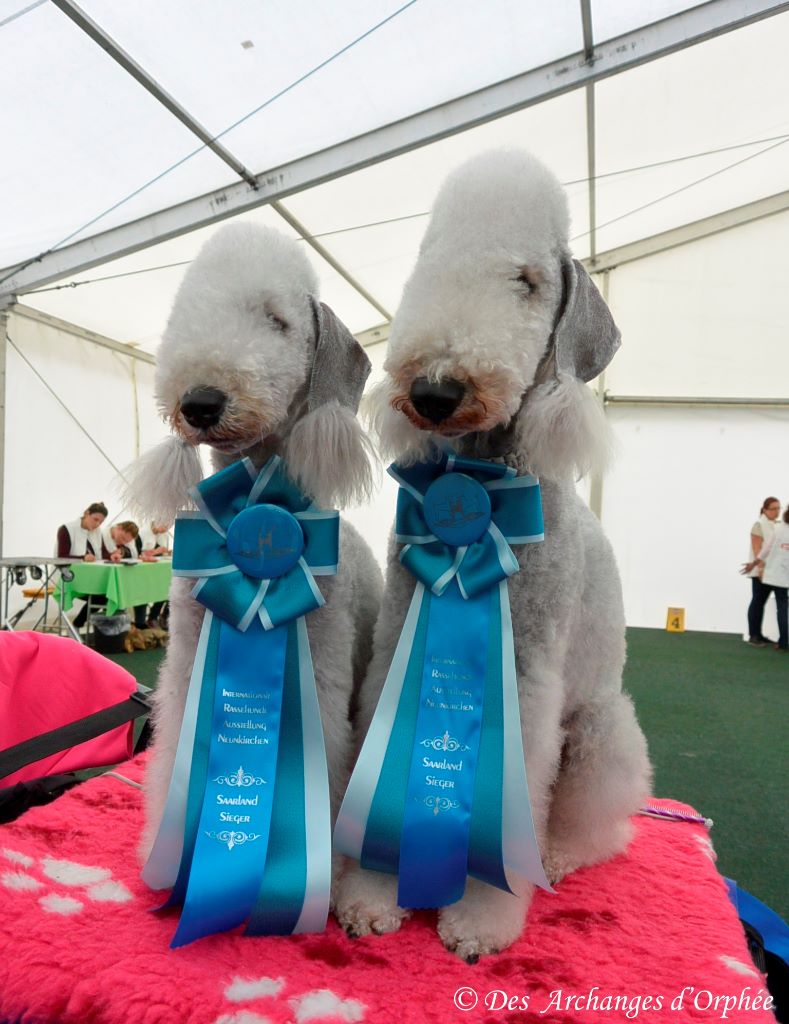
(638, 803), (713, 828)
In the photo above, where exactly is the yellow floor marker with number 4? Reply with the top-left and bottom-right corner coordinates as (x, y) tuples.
(666, 607), (685, 632)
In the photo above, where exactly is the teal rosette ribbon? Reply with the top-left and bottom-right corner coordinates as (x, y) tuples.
(334, 452), (552, 907)
(142, 456), (338, 947)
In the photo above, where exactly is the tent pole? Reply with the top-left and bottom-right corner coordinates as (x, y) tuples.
(588, 270), (610, 522)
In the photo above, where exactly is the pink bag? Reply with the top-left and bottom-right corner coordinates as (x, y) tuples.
(0, 632), (139, 787)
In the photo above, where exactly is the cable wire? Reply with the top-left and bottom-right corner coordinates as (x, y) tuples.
(561, 132), (789, 186)
(28, 260), (193, 293)
(0, 0), (46, 30)
(571, 136), (789, 243)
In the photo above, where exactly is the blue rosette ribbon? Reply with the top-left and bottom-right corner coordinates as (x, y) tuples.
(141, 456), (338, 947)
(334, 452), (552, 908)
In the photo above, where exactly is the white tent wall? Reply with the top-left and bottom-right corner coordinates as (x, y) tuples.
(602, 210), (789, 399)
(603, 405), (788, 634)
(1, 309), (163, 615)
(599, 209), (789, 633)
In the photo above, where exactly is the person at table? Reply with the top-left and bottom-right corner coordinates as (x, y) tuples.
(102, 521), (141, 562)
(55, 502), (108, 561)
(138, 523), (171, 630)
(104, 520), (167, 630)
(139, 522), (173, 558)
(55, 502), (109, 630)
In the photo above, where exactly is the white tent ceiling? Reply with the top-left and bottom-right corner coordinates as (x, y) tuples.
(2, 0), (789, 349)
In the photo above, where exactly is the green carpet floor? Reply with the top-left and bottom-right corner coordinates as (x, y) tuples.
(622, 627), (787, 920)
(106, 626), (788, 920)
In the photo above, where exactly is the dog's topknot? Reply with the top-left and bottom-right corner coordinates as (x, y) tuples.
(421, 148), (570, 261)
(167, 222), (319, 337)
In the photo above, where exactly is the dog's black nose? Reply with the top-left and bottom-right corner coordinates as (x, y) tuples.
(180, 386), (227, 429)
(409, 377), (465, 424)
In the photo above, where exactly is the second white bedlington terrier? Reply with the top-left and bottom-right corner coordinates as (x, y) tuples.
(132, 223), (382, 920)
(335, 150), (651, 960)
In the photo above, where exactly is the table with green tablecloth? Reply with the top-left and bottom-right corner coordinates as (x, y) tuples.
(55, 561), (173, 616)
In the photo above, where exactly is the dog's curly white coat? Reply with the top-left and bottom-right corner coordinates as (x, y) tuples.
(336, 150), (652, 960)
(137, 224), (383, 881)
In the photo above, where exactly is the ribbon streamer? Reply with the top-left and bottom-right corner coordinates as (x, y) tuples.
(335, 452), (552, 907)
(142, 456), (336, 946)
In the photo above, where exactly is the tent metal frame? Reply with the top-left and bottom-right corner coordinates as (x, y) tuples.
(12, 305), (155, 365)
(50, 0), (259, 189)
(580, 0), (598, 264)
(1, 0), (787, 302)
(586, 188), (789, 271)
(44, 0), (393, 322)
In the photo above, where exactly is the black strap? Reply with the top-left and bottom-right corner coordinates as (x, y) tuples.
(0, 692), (150, 782)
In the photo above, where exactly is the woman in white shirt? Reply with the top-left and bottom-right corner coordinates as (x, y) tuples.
(745, 503), (789, 652)
(55, 502), (108, 561)
(55, 501), (109, 629)
(745, 496), (781, 646)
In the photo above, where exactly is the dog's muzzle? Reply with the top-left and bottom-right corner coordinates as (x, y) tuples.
(409, 377), (465, 424)
(180, 386), (227, 429)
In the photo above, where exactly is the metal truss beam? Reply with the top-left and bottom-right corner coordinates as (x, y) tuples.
(11, 305), (155, 364)
(51, 0), (392, 322)
(2, 0), (786, 299)
(585, 188), (789, 272)
(354, 322), (390, 349)
(50, 0), (257, 188)
(606, 394), (789, 408)
(271, 202), (392, 321)
(580, 0), (598, 263)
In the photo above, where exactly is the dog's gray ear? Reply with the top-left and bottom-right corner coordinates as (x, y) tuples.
(285, 299), (376, 508)
(307, 299), (372, 415)
(553, 258), (620, 382)
(519, 259), (618, 482)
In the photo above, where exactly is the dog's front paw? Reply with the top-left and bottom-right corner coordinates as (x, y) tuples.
(437, 881), (529, 962)
(544, 819), (633, 885)
(542, 847), (579, 887)
(333, 863), (409, 938)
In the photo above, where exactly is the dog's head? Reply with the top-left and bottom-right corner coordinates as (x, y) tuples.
(370, 149), (619, 479)
(125, 223), (373, 520)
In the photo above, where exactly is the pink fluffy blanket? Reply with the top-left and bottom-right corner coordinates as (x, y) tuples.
(0, 755), (776, 1024)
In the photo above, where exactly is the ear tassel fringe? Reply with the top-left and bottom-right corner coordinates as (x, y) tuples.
(520, 373), (613, 481)
(119, 436), (203, 525)
(285, 400), (379, 508)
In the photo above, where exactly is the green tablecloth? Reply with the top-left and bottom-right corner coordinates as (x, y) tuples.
(55, 561), (173, 615)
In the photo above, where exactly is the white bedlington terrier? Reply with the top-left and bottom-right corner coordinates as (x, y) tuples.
(129, 222), (383, 875)
(335, 150), (651, 960)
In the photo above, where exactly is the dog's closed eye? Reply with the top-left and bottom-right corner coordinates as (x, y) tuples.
(513, 267), (538, 297)
(266, 310), (289, 332)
